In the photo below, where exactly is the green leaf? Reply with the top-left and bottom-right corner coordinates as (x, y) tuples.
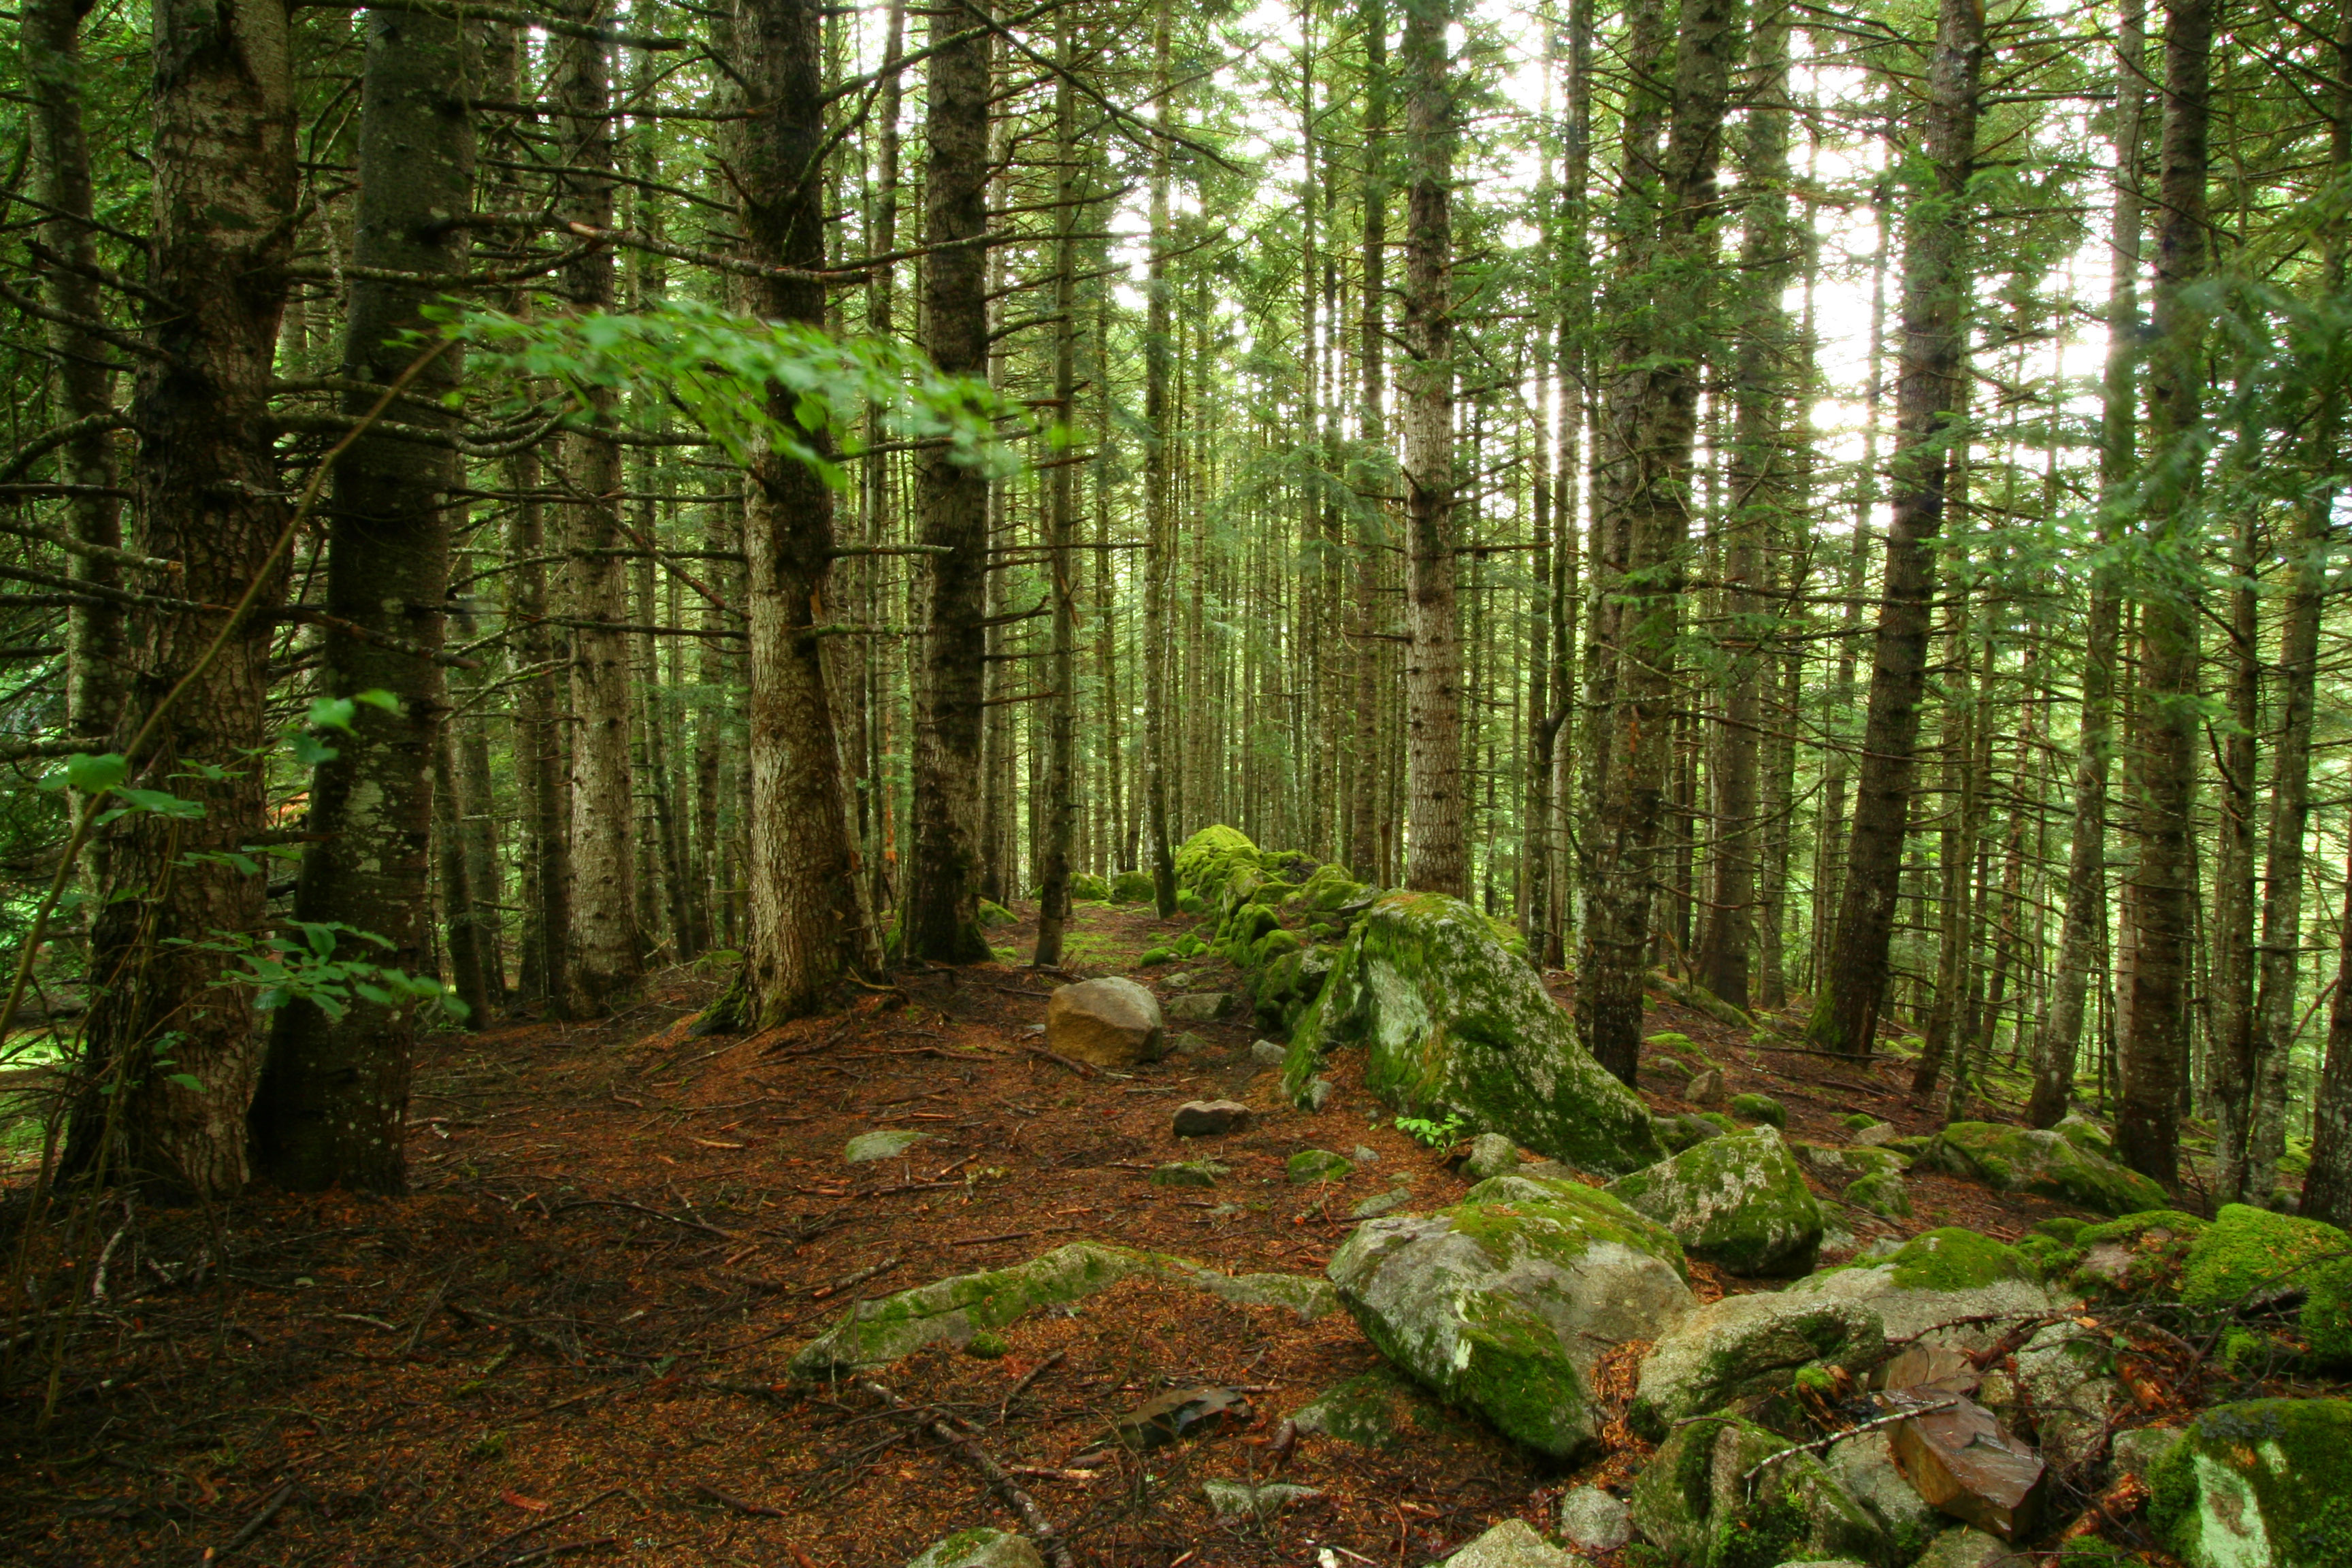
(353, 982), (397, 1007)
(163, 1073), (204, 1093)
(308, 696), (359, 734)
(116, 788), (205, 818)
(351, 689), (404, 715)
(46, 752), (129, 794)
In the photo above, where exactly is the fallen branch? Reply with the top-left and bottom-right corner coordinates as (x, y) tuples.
(551, 1197), (739, 1241)
(1021, 1043), (1098, 1079)
(219, 1482), (299, 1555)
(1742, 1399), (1957, 1489)
(861, 1379), (1078, 1568)
(450, 1487), (624, 1568)
(691, 1482), (785, 1518)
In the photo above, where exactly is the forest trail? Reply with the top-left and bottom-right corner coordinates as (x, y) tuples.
(1, 900), (2100, 1568)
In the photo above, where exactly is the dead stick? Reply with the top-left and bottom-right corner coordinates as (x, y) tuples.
(1740, 1399), (1956, 1488)
(1021, 1043), (1098, 1078)
(221, 1482), (297, 1553)
(692, 1482), (785, 1518)
(449, 1486), (623, 1568)
(862, 1379), (1078, 1568)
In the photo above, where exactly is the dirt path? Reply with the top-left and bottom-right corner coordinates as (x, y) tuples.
(0, 900), (2086, 1568)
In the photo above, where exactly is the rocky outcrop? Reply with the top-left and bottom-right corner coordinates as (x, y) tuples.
(1917, 1121), (2168, 1216)
(1044, 977), (1164, 1067)
(1606, 1124), (1826, 1277)
(1783, 1228), (2053, 1347)
(1325, 1177), (1693, 1460)
(2149, 1398), (2352, 1568)
(1283, 892), (1663, 1175)
(1629, 1290), (1886, 1439)
(1630, 1414), (1887, 1568)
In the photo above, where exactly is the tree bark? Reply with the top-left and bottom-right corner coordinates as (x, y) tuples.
(69, 0), (297, 1196)
(1572, 0), (1738, 1084)
(2114, 0), (2214, 1190)
(2303, 833), (2352, 1228)
(1804, 0), (1982, 1056)
(1142, 0), (1181, 913)
(1031, 22), (1083, 968)
(250, 1), (474, 1192)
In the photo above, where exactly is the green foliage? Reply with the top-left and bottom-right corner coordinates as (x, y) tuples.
(1393, 1111), (1468, 1148)
(446, 298), (1022, 491)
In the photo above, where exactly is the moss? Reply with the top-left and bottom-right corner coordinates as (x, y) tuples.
(1151, 1160), (1227, 1188)
(1923, 1120), (2170, 1215)
(1883, 1228), (2029, 1291)
(2150, 1399), (2352, 1568)
(979, 899), (1015, 928)
(1844, 1169), (1910, 1218)
(1109, 869), (1155, 903)
(1842, 1113), (1882, 1132)
(1607, 1125), (1824, 1277)
(1288, 1365), (1461, 1450)
(1729, 1093), (1786, 1129)
(1631, 1414), (1882, 1568)
(2065, 1210), (2210, 1298)
(1138, 947), (1174, 966)
(1067, 872), (1111, 901)
(1247, 926), (1302, 970)
(2034, 1215), (2089, 1245)
(1697, 1111), (1739, 1134)
(1287, 1148), (1353, 1183)
(963, 1330), (1009, 1358)
(2183, 1205), (2352, 1367)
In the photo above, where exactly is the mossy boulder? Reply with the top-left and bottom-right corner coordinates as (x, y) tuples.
(1827, 1428), (1943, 1564)
(1325, 1180), (1695, 1460)
(1068, 872), (1111, 902)
(1109, 868), (1156, 904)
(1629, 1292), (1887, 1439)
(1250, 943), (1335, 1032)
(2182, 1205), (2352, 1367)
(1151, 1160), (1228, 1188)
(905, 1528), (1046, 1568)
(979, 899), (1016, 928)
(2063, 1209), (2209, 1298)
(791, 1242), (1335, 1376)
(1918, 1121), (2168, 1216)
(1247, 926), (1302, 970)
(2149, 1398), (2352, 1568)
(1282, 892), (1663, 1175)
(1607, 1124), (1825, 1277)
(1784, 1228), (2051, 1348)
(1288, 1363), (1468, 1450)
(1630, 1414), (1888, 1568)
(1288, 1148), (1354, 1183)
(1729, 1093), (1787, 1129)
(1175, 824), (1266, 906)
(1657, 1113), (1727, 1154)
(1292, 862), (1370, 913)
(1843, 1170), (1912, 1219)
(1222, 900), (1280, 953)
(1176, 888), (1208, 915)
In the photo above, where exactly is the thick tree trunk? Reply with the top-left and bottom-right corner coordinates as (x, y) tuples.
(2114, 0), (2213, 1190)
(1804, 0), (1982, 1056)
(1573, 0), (1737, 1084)
(1398, 0), (1463, 896)
(250, 2), (474, 1192)
(734, 0), (881, 1020)
(69, 0), (297, 1196)
(556, 1), (642, 1013)
(902, 0), (992, 960)
(2304, 833), (2352, 1228)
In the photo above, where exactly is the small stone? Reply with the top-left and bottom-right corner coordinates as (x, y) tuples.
(1287, 1148), (1353, 1183)
(1645, 1054), (1696, 1084)
(1852, 1122), (1903, 1147)
(1045, 977), (1166, 1068)
(1845, 1169), (1913, 1218)
(1350, 1187), (1416, 1220)
(1150, 1160), (1228, 1188)
(845, 1128), (925, 1164)
(2110, 1424), (2184, 1479)
(1463, 1132), (1522, 1180)
(904, 1527), (1046, 1568)
(1200, 1480), (1320, 1523)
(1729, 1092), (1787, 1128)
(1843, 1112), (1883, 1132)
(1302, 1077), (1334, 1111)
(1686, 1068), (1727, 1106)
(1166, 992), (1232, 1022)
(1912, 1526), (2015, 1568)
(1251, 1039), (1288, 1066)
(1164, 971), (1194, 990)
(1169, 1031), (1215, 1058)
(1352, 1145), (1379, 1164)
(1556, 1485), (1632, 1552)
(1173, 1099), (1251, 1138)
(1440, 1518), (1583, 1568)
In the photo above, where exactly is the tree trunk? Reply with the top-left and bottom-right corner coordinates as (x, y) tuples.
(1142, 0), (1181, 912)
(1804, 0), (1982, 1056)
(250, 1), (474, 1192)
(2303, 832), (2352, 1228)
(2112, 0), (2213, 1191)
(555, 1), (642, 1012)
(69, 0), (297, 1196)
(902, 0), (992, 960)
(1032, 26), (1083, 968)
(1573, 0), (1738, 1084)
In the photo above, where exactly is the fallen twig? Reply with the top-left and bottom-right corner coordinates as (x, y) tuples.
(1740, 1399), (1957, 1489)
(691, 1482), (785, 1518)
(1022, 1043), (1098, 1078)
(998, 1349), (1066, 1424)
(861, 1379), (1079, 1568)
(551, 1196), (740, 1241)
(219, 1482), (298, 1555)
(450, 1487), (623, 1568)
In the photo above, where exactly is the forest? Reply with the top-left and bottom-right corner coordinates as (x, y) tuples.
(3, 0), (2352, 1561)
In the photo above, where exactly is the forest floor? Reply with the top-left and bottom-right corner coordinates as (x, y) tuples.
(1, 899), (2101, 1568)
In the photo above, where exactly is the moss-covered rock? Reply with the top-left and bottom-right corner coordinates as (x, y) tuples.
(1250, 942), (1335, 1032)
(1282, 892), (1663, 1175)
(1843, 1113), (1883, 1132)
(1783, 1228), (2051, 1348)
(1607, 1125), (1825, 1277)
(1067, 872), (1111, 902)
(2064, 1210), (2209, 1298)
(1629, 1292), (1887, 1439)
(1918, 1121), (2170, 1216)
(791, 1242), (1335, 1377)
(1826, 1428), (1942, 1564)
(1109, 868), (1156, 904)
(2182, 1205), (2352, 1367)
(905, 1527), (1045, 1568)
(1176, 888), (1207, 915)
(1325, 1181), (1695, 1460)
(1843, 1170), (1911, 1219)
(2149, 1398), (2352, 1568)
(1247, 926), (1302, 970)
(1657, 1113), (1726, 1154)
(1287, 1363), (1468, 1450)
(1151, 1160), (1228, 1188)
(1138, 946), (1175, 966)
(1221, 900), (1280, 954)
(1292, 862), (1370, 913)
(979, 899), (1015, 928)
(1288, 1148), (1354, 1183)
(1630, 1414), (1888, 1568)
(1729, 1093), (1786, 1129)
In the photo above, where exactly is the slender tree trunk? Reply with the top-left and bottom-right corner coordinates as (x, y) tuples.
(2114, 0), (2213, 1190)
(2210, 509), (2262, 1200)
(1143, 0), (1181, 911)
(1347, 0), (1388, 883)
(1573, 0), (1738, 1084)
(2032, 1), (2142, 1125)
(69, 0), (297, 1196)
(1032, 27), (1083, 967)
(903, 0), (992, 960)
(1399, 0), (1464, 895)
(1804, 0), (1982, 1056)
(251, 1), (474, 1191)
(23, 0), (125, 761)
(556, 0), (642, 1011)
(2304, 832), (2352, 1227)
(432, 730), (491, 1025)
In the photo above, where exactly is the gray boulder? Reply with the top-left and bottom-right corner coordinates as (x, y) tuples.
(1463, 1132), (1522, 1179)
(1914, 1526), (2018, 1568)
(1917, 1121), (2168, 1217)
(1630, 1290), (1886, 1439)
(1326, 1179), (1693, 1460)
(1827, 1426), (1943, 1562)
(1782, 1227), (2053, 1348)
(1281, 892), (1663, 1174)
(1441, 1520), (1585, 1568)
(1556, 1486), (1631, 1553)
(1173, 1099), (1250, 1137)
(1045, 977), (1164, 1067)
(2149, 1398), (2352, 1568)
(1607, 1124), (1826, 1276)
(1630, 1415), (1886, 1568)
(1167, 991), (1232, 1022)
